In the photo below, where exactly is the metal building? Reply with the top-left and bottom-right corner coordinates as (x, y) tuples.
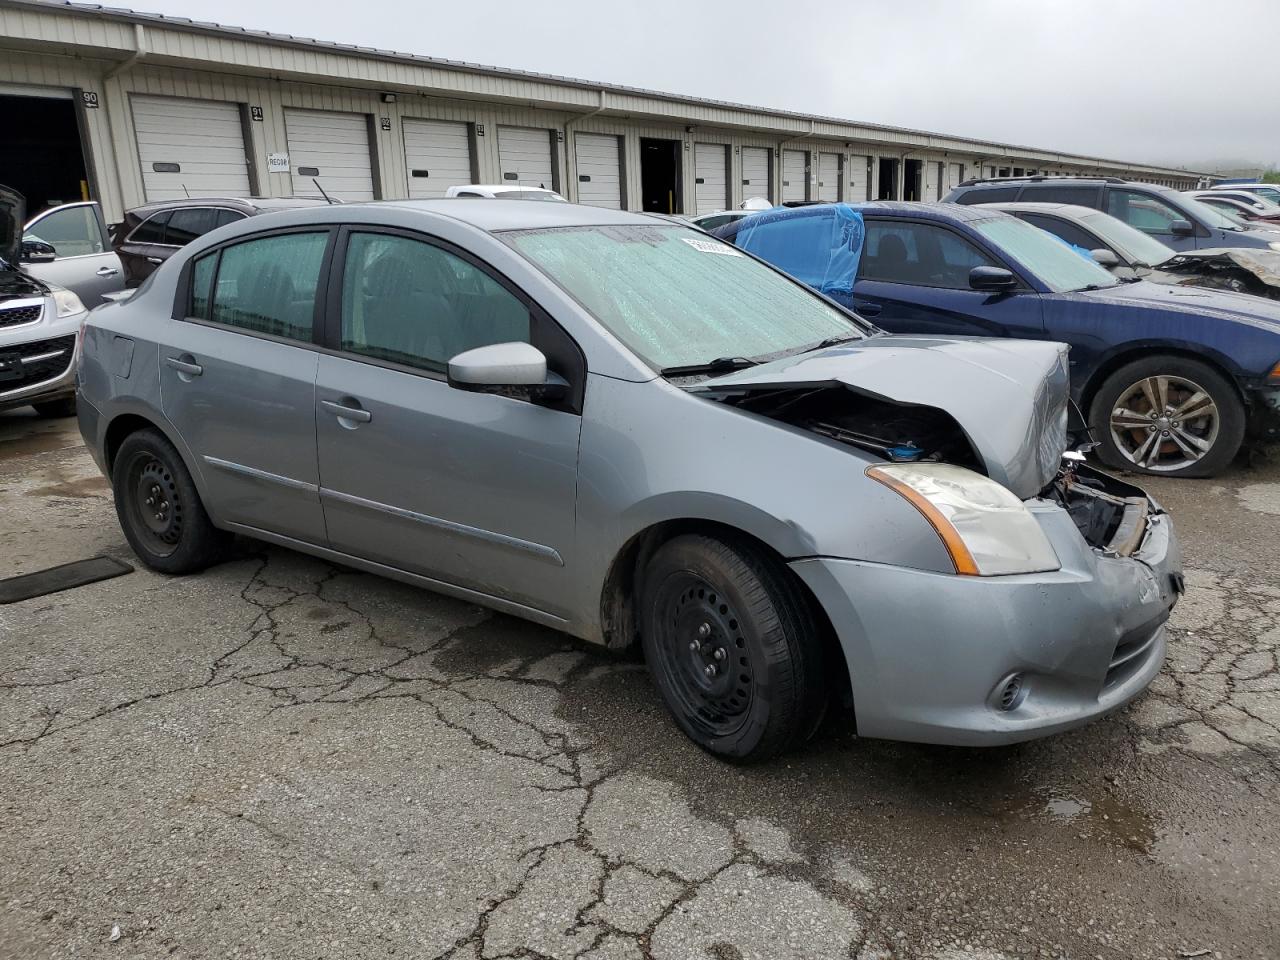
(0, 0), (1204, 224)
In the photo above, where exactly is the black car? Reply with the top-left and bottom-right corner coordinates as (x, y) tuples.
(113, 196), (331, 286)
(944, 176), (1280, 254)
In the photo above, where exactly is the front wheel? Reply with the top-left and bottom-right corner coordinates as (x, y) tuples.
(111, 429), (229, 574)
(1089, 356), (1245, 478)
(639, 534), (828, 761)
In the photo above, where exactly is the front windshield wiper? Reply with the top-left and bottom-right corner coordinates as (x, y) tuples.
(800, 334), (861, 354)
(660, 356), (759, 377)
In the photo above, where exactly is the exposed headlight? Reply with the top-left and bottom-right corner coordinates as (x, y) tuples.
(1268, 241), (1280, 252)
(50, 286), (86, 318)
(867, 463), (1060, 576)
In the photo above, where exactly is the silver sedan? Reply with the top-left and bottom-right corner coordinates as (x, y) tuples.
(76, 200), (1183, 760)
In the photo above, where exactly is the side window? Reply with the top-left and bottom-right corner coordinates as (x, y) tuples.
(1106, 190), (1186, 236)
(190, 254), (216, 319)
(129, 211), (171, 244)
(24, 205), (105, 258)
(860, 221), (997, 288)
(164, 208), (220, 246)
(1019, 183), (1101, 207)
(340, 232), (531, 373)
(213, 209), (247, 229)
(954, 186), (1020, 204)
(1019, 214), (1104, 253)
(208, 231), (328, 341)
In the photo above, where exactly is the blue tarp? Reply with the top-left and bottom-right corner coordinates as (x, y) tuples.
(734, 204), (864, 298)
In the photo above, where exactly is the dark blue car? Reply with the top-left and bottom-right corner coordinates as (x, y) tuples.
(712, 202), (1280, 478)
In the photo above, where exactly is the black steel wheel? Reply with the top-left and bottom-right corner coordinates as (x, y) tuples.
(111, 428), (228, 574)
(639, 534), (828, 761)
(1090, 355), (1245, 478)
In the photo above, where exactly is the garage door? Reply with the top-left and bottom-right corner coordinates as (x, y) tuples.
(817, 153), (841, 202)
(132, 95), (251, 202)
(284, 109), (374, 201)
(403, 118), (472, 198)
(498, 126), (555, 190)
(741, 147), (770, 204)
(574, 133), (622, 209)
(848, 154), (871, 202)
(782, 150), (807, 202)
(693, 143), (729, 214)
(948, 162), (965, 192)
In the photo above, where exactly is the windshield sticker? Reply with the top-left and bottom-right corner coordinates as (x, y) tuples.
(682, 237), (743, 256)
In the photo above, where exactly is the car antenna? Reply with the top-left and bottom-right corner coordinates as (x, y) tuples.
(182, 184), (190, 198)
(313, 178), (337, 205)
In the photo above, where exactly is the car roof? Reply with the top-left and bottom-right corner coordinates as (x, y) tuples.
(458, 185), (559, 193)
(850, 201), (1006, 223)
(979, 201), (1102, 219)
(374, 198), (667, 231)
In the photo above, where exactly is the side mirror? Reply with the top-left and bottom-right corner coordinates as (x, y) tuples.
(447, 341), (568, 402)
(969, 265), (1017, 292)
(1169, 219), (1195, 237)
(1090, 248), (1120, 268)
(20, 238), (56, 263)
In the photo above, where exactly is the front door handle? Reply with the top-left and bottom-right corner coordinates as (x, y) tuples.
(321, 399), (373, 424)
(146, 257), (163, 265)
(165, 355), (203, 377)
(96, 266), (120, 277)
(853, 300), (882, 317)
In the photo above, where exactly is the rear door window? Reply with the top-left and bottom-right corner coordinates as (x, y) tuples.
(953, 185), (1021, 204)
(164, 208), (221, 246)
(1018, 183), (1101, 207)
(129, 211), (171, 244)
(206, 231), (329, 341)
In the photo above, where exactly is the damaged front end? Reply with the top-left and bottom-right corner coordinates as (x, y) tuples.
(1044, 459), (1172, 562)
(1154, 248), (1280, 301)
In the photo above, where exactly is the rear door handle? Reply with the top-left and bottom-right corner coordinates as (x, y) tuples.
(165, 355), (203, 377)
(321, 399), (373, 424)
(853, 300), (882, 317)
(146, 257), (163, 265)
(96, 266), (119, 277)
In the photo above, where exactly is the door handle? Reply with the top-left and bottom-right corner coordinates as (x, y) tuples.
(321, 399), (372, 424)
(96, 266), (119, 277)
(853, 300), (882, 317)
(146, 257), (163, 265)
(165, 355), (203, 377)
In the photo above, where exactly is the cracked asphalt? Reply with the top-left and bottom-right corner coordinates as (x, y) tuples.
(1, 407), (1278, 960)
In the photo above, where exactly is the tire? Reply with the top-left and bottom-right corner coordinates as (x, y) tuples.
(111, 428), (229, 574)
(32, 397), (77, 418)
(639, 533), (828, 761)
(1089, 355), (1245, 478)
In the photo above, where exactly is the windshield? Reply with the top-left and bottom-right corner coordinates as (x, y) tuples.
(505, 224), (865, 371)
(974, 216), (1119, 292)
(496, 190), (567, 202)
(1079, 211), (1175, 267)
(1179, 194), (1249, 231)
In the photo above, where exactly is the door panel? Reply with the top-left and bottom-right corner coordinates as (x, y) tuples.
(850, 279), (1045, 339)
(159, 321), (324, 541)
(22, 202), (124, 304)
(315, 355), (581, 614)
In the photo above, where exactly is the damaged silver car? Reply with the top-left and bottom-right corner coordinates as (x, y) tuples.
(76, 201), (1183, 759)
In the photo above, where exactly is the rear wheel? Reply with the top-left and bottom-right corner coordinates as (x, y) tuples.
(1089, 356), (1245, 478)
(639, 534), (828, 761)
(111, 429), (228, 574)
(32, 397), (76, 418)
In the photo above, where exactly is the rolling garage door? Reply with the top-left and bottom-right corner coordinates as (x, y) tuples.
(498, 126), (555, 190)
(782, 150), (808, 202)
(574, 133), (622, 209)
(817, 153), (841, 202)
(284, 109), (375, 201)
(403, 118), (472, 198)
(693, 143), (729, 214)
(132, 95), (251, 202)
(741, 147), (770, 204)
(848, 155), (871, 201)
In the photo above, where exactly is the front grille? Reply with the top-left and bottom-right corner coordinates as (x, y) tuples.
(0, 304), (42, 329)
(0, 335), (76, 393)
(1104, 623), (1162, 689)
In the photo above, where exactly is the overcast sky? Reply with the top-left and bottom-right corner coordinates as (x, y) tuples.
(136, 0), (1278, 171)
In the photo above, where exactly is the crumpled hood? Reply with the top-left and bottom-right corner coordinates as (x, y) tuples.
(1161, 247), (1280, 291)
(692, 336), (1071, 499)
(1086, 278), (1280, 330)
(0, 183), (24, 268)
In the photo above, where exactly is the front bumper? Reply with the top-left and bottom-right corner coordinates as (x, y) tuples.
(791, 490), (1182, 747)
(0, 309), (81, 411)
(1247, 385), (1280, 443)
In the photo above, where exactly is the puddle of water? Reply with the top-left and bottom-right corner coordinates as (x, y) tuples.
(993, 786), (1157, 854)
(26, 476), (110, 499)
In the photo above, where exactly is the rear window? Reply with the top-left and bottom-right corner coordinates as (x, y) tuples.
(164, 208), (220, 246)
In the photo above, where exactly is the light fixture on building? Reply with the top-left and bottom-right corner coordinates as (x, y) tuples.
(381, 92), (397, 103)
